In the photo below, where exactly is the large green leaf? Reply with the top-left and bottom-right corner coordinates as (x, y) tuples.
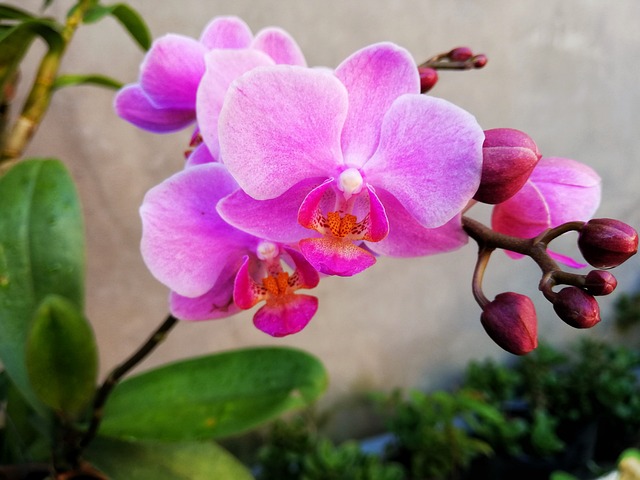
(0, 5), (34, 20)
(99, 347), (328, 441)
(83, 3), (151, 50)
(86, 437), (254, 480)
(0, 159), (85, 413)
(26, 295), (98, 417)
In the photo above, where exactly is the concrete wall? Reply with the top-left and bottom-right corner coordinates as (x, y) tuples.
(13, 0), (640, 431)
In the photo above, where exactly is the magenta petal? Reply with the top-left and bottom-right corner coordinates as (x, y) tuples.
(114, 85), (195, 132)
(219, 66), (348, 199)
(197, 49), (274, 157)
(364, 94), (483, 227)
(253, 294), (318, 337)
(298, 178), (335, 230)
(252, 27), (306, 66)
(299, 237), (376, 276)
(335, 43), (419, 167)
(492, 181), (550, 239)
(170, 265), (241, 321)
(367, 189), (468, 257)
(233, 256), (262, 309)
(199, 16), (253, 49)
(218, 178), (322, 243)
(140, 34), (207, 109)
(140, 164), (255, 297)
(283, 247), (320, 289)
(185, 143), (217, 167)
(364, 185), (389, 242)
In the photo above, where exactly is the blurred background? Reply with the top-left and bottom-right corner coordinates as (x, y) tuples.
(13, 0), (640, 436)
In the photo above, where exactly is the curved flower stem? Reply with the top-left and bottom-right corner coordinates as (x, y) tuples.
(0, 0), (94, 168)
(77, 314), (179, 455)
(461, 216), (586, 299)
(471, 247), (494, 308)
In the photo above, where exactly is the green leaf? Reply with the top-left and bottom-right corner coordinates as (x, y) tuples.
(86, 437), (254, 480)
(0, 5), (34, 20)
(0, 159), (85, 413)
(26, 295), (97, 417)
(0, 18), (63, 93)
(83, 3), (151, 50)
(99, 347), (328, 441)
(53, 73), (123, 91)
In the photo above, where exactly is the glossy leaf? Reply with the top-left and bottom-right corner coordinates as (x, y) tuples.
(0, 5), (34, 20)
(86, 437), (254, 480)
(53, 73), (123, 91)
(26, 295), (98, 417)
(99, 347), (328, 441)
(83, 3), (151, 50)
(0, 159), (85, 413)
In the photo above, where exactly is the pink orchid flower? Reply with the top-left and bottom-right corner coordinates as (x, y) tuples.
(492, 156), (601, 267)
(213, 42), (484, 276)
(140, 163), (319, 337)
(114, 16), (305, 139)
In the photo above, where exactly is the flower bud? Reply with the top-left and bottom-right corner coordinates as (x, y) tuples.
(578, 218), (639, 269)
(472, 54), (488, 68)
(448, 46), (474, 62)
(418, 67), (438, 93)
(473, 128), (541, 204)
(583, 270), (617, 296)
(552, 287), (600, 328)
(480, 292), (538, 355)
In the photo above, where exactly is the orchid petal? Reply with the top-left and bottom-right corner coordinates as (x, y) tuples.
(492, 181), (550, 239)
(199, 16), (253, 49)
(298, 178), (335, 231)
(218, 178), (322, 243)
(233, 256), (264, 309)
(299, 237), (376, 276)
(367, 189), (468, 257)
(252, 27), (307, 66)
(364, 94), (483, 228)
(363, 185), (389, 242)
(114, 84), (194, 132)
(169, 265), (241, 321)
(530, 157), (601, 226)
(253, 294), (318, 337)
(140, 164), (256, 297)
(219, 66), (348, 199)
(283, 247), (320, 289)
(197, 49), (274, 157)
(185, 143), (217, 167)
(335, 42), (419, 167)
(140, 34), (208, 109)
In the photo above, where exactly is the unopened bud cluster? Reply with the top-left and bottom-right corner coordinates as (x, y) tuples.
(418, 46), (488, 93)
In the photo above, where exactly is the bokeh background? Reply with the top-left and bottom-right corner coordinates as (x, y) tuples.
(13, 0), (640, 436)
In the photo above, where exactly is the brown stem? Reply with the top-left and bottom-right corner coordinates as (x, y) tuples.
(472, 247), (494, 307)
(77, 315), (179, 454)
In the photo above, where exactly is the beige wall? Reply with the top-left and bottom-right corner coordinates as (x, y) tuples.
(13, 0), (640, 430)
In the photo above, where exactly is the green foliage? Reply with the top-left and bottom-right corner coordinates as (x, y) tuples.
(53, 73), (123, 91)
(86, 437), (254, 480)
(99, 347), (328, 441)
(83, 3), (152, 50)
(614, 290), (640, 331)
(256, 417), (404, 480)
(0, 159), (85, 414)
(377, 390), (496, 479)
(25, 294), (98, 418)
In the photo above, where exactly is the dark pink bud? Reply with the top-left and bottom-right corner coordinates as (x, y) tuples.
(448, 47), (474, 62)
(418, 67), (439, 93)
(584, 270), (617, 296)
(578, 218), (638, 269)
(481, 292), (538, 355)
(472, 54), (488, 68)
(473, 128), (541, 204)
(553, 287), (600, 328)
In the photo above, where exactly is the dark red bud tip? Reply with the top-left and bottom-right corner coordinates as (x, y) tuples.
(480, 292), (538, 355)
(473, 128), (541, 204)
(472, 54), (488, 68)
(584, 270), (617, 296)
(553, 287), (601, 328)
(418, 67), (439, 93)
(578, 218), (639, 269)
(448, 47), (474, 62)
